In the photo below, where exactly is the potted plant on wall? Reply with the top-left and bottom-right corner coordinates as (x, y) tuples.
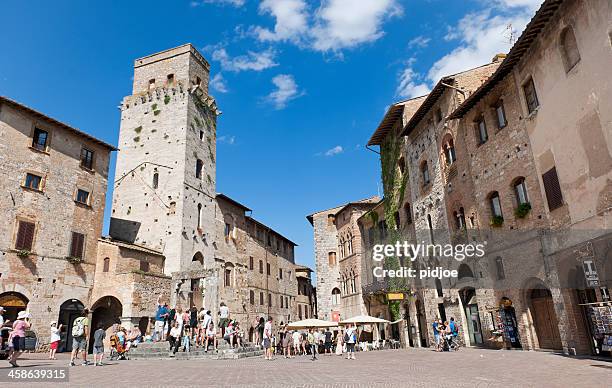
(16, 249), (31, 258)
(514, 202), (532, 219)
(66, 256), (83, 264)
(490, 215), (504, 227)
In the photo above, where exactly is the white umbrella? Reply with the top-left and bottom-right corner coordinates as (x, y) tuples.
(285, 318), (338, 329)
(339, 315), (390, 324)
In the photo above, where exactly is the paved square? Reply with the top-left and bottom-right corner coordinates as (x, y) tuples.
(2, 348), (610, 387)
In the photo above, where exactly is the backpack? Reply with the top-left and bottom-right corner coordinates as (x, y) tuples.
(72, 317), (85, 337)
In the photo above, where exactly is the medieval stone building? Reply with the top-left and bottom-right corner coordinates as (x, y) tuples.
(308, 197), (379, 322)
(362, 0), (611, 356)
(0, 44), (313, 350)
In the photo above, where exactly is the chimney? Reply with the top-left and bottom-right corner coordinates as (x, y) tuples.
(492, 53), (507, 63)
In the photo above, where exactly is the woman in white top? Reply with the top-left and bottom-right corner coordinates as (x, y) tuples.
(205, 322), (217, 352)
(335, 330), (343, 356)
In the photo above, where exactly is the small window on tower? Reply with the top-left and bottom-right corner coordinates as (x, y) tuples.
(196, 76), (202, 86)
(148, 79), (155, 91)
(167, 74), (174, 86)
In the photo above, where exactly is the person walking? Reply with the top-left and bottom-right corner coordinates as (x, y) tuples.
(49, 321), (62, 360)
(8, 311), (30, 367)
(256, 317), (265, 347)
(432, 319), (440, 352)
(292, 329), (301, 356)
(324, 328), (333, 355)
(307, 329), (317, 361)
(154, 295), (168, 342)
(335, 330), (344, 356)
(168, 322), (181, 356)
(263, 316), (273, 360)
(69, 309), (90, 366)
(345, 323), (356, 360)
(282, 328), (292, 358)
(93, 324), (106, 366)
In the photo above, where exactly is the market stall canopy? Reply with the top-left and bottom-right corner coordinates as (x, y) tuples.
(286, 319), (338, 329)
(340, 315), (390, 324)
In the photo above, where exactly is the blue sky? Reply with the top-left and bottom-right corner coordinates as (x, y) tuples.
(0, 0), (542, 273)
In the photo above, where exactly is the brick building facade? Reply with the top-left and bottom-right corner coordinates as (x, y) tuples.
(362, 0), (611, 356)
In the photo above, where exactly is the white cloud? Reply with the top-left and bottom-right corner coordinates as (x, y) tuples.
(210, 73), (228, 93)
(198, 0), (246, 7)
(266, 74), (303, 109)
(218, 135), (236, 144)
(396, 1), (538, 98)
(250, 0), (402, 52)
(212, 48), (278, 72)
(325, 145), (343, 156)
(396, 66), (430, 99)
(408, 35), (431, 49)
(253, 0), (309, 44)
(426, 10), (531, 82)
(311, 0), (402, 52)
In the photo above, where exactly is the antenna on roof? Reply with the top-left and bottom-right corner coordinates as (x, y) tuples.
(503, 24), (517, 45)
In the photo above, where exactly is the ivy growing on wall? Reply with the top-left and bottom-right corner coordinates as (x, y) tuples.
(380, 133), (409, 321)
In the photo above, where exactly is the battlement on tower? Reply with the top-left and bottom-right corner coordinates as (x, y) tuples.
(131, 43), (210, 96)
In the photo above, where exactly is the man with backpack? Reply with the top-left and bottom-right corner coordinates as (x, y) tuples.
(449, 317), (459, 337)
(70, 308), (90, 366)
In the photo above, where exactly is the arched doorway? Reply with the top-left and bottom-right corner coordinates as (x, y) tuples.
(89, 296), (123, 353)
(57, 299), (84, 352)
(0, 292), (29, 322)
(459, 287), (482, 345)
(529, 288), (562, 350)
(415, 299), (428, 347)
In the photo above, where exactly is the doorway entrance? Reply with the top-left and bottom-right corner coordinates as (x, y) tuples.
(529, 288), (562, 350)
(0, 292), (29, 323)
(89, 296), (123, 353)
(57, 299), (84, 352)
(460, 288), (483, 345)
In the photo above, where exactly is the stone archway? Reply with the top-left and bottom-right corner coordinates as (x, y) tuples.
(0, 291), (29, 323)
(89, 296), (123, 353)
(528, 287), (562, 350)
(57, 299), (84, 352)
(459, 287), (482, 346)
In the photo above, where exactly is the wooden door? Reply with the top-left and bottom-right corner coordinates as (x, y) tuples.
(531, 295), (562, 350)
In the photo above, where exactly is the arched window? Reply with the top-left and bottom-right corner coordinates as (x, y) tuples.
(197, 203), (203, 229)
(442, 137), (456, 165)
(560, 26), (580, 72)
(476, 116), (488, 144)
(331, 288), (341, 305)
(152, 172), (159, 189)
(404, 203), (413, 225)
(455, 207), (466, 229)
(427, 214), (434, 244)
(224, 264), (233, 287)
(249, 290), (255, 305)
(513, 177), (529, 205)
(103, 257), (110, 272)
(488, 191), (503, 217)
(458, 264), (474, 280)
(394, 211), (401, 230)
(192, 252), (204, 264)
(196, 159), (203, 179)
(421, 161), (430, 185)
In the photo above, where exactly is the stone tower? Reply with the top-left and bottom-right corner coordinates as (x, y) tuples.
(110, 44), (220, 274)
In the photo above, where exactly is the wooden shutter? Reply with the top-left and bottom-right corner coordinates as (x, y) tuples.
(542, 167), (563, 211)
(70, 232), (85, 258)
(16, 221), (35, 250)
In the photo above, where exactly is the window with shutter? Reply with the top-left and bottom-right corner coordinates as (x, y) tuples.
(70, 232), (85, 259)
(15, 221), (35, 250)
(80, 148), (94, 170)
(542, 167), (563, 211)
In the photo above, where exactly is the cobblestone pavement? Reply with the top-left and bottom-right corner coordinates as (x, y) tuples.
(1, 348), (610, 387)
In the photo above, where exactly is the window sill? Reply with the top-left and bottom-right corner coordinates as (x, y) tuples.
(21, 185), (43, 194)
(79, 165), (95, 174)
(29, 146), (50, 155)
(525, 107), (539, 120)
(74, 200), (92, 209)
